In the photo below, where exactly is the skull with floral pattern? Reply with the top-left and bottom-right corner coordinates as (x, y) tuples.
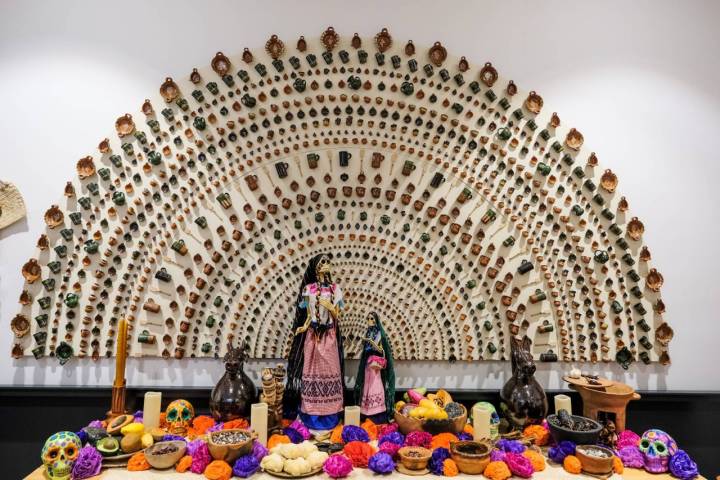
(41, 431), (81, 480)
(639, 429), (677, 473)
(165, 399), (194, 436)
(471, 401), (500, 440)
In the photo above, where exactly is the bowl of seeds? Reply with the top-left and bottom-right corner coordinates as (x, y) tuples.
(207, 428), (254, 463)
(144, 441), (187, 469)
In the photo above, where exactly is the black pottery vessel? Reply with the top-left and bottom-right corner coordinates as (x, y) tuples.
(210, 340), (257, 421)
(500, 335), (548, 429)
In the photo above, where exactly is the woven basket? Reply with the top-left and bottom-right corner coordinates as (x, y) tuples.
(0, 181), (26, 230)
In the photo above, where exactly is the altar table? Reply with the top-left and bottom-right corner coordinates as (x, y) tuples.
(25, 465), (705, 480)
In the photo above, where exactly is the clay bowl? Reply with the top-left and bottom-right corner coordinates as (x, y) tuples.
(575, 445), (614, 475)
(207, 428), (254, 463)
(547, 414), (602, 445)
(394, 404), (467, 435)
(397, 446), (432, 471)
(449, 440), (492, 475)
(144, 441), (187, 469)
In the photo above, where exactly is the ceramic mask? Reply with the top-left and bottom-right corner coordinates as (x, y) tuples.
(639, 429), (677, 473)
(41, 431), (81, 480)
(165, 399), (195, 435)
(471, 401), (500, 440)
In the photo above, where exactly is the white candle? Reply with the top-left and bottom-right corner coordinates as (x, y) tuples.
(554, 394), (572, 415)
(344, 406), (361, 426)
(251, 402), (269, 446)
(142, 391), (162, 431)
(472, 405), (491, 441)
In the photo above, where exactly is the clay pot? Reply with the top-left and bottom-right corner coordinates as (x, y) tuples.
(449, 441), (492, 475)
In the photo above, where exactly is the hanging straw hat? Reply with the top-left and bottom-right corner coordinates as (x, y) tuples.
(0, 180), (27, 230)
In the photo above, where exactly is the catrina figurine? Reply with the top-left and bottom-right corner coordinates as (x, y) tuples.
(284, 254), (346, 430)
(353, 312), (395, 423)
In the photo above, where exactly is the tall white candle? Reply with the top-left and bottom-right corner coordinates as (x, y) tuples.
(142, 391), (162, 431)
(344, 406), (361, 426)
(251, 402), (269, 446)
(554, 394), (572, 415)
(472, 405), (491, 441)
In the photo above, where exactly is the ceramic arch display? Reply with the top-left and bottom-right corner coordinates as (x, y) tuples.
(10, 28), (673, 368)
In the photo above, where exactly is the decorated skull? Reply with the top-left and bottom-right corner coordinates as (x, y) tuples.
(165, 399), (195, 435)
(471, 401), (500, 440)
(639, 429), (677, 473)
(41, 431), (81, 480)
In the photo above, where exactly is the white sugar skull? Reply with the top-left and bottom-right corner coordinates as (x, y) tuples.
(471, 401), (500, 440)
(639, 429), (677, 473)
(41, 431), (81, 480)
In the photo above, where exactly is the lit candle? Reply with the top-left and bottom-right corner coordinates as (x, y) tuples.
(114, 318), (128, 387)
(344, 406), (361, 426)
(143, 392), (162, 430)
(554, 394), (572, 415)
(472, 404), (491, 441)
(251, 403), (269, 446)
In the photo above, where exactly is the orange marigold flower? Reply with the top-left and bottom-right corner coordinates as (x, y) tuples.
(330, 424), (344, 444)
(522, 424), (550, 446)
(127, 452), (151, 471)
(613, 456), (624, 474)
(563, 455), (582, 474)
(267, 434), (291, 450)
(223, 418), (250, 430)
(462, 424), (474, 435)
(442, 459), (459, 476)
(522, 449), (546, 471)
(361, 418), (378, 440)
(192, 415), (216, 435)
(483, 460), (512, 480)
(176, 455), (193, 473)
(431, 432), (458, 450)
(204, 460), (232, 480)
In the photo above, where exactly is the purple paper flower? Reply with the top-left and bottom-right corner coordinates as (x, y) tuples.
(162, 434), (186, 442)
(133, 410), (143, 423)
(208, 422), (224, 433)
(617, 429), (641, 449)
(456, 432), (473, 441)
(378, 441), (401, 458)
(71, 445), (102, 480)
(252, 440), (269, 462)
(75, 430), (88, 445)
(233, 453), (260, 478)
(87, 420), (103, 429)
(290, 419), (311, 441)
(323, 454), (353, 478)
(189, 440), (211, 474)
(669, 450), (699, 480)
(618, 446), (644, 469)
(368, 452), (395, 474)
(505, 452), (534, 478)
(378, 431), (404, 446)
(341, 425), (370, 443)
(490, 449), (507, 462)
(429, 447), (450, 475)
(404, 431), (432, 448)
(496, 439), (525, 453)
(284, 427), (304, 444)
(548, 440), (576, 464)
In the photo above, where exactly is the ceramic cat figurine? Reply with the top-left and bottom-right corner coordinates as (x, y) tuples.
(500, 335), (548, 429)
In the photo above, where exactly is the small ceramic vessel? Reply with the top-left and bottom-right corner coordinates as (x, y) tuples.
(646, 268), (664, 292)
(76, 156), (96, 179)
(565, 128), (584, 150)
(320, 26), (339, 51)
(525, 91), (543, 114)
(627, 217), (645, 240)
(428, 42), (447, 66)
(22, 259), (41, 283)
(159, 77), (180, 102)
(479, 62), (498, 87)
(44, 205), (64, 229)
(600, 169), (618, 193)
(265, 35), (285, 59)
(211, 52), (231, 76)
(114, 114), (135, 137)
(375, 28), (392, 52)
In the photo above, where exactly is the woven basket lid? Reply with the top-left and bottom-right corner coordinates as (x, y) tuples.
(0, 181), (27, 230)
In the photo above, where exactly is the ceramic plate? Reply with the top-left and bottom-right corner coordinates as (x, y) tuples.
(263, 466), (323, 479)
(563, 375), (614, 388)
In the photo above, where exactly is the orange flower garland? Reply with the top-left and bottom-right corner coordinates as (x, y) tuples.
(613, 456), (624, 474)
(193, 415), (216, 435)
(430, 432), (459, 450)
(127, 452), (151, 471)
(361, 419), (378, 440)
(267, 434), (291, 450)
(563, 455), (582, 474)
(442, 459), (459, 476)
(176, 455), (193, 473)
(223, 418), (250, 430)
(522, 425), (550, 446)
(484, 460), (512, 480)
(330, 424), (344, 444)
(204, 460), (232, 480)
(522, 449), (546, 471)
(343, 441), (376, 468)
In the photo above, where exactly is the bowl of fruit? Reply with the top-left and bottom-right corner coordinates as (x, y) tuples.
(394, 389), (467, 435)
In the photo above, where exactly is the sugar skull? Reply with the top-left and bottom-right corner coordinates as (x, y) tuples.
(165, 399), (194, 435)
(41, 431), (81, 480)
(471, 401), (500, 440)
(639, 429), (677, 473)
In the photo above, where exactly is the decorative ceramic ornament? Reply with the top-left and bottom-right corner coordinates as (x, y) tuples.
(41, 431), (81, 480)
(639, 429), (677, 473)
(210, 340), (257, 421)
(165, 399), (194, 436)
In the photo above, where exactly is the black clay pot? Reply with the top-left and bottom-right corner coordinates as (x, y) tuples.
(210, 341), (257, 421)
(547, 414), (602, 444)
(499, 336), (548, 429)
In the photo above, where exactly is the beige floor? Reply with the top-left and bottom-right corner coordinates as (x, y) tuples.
(25, 465), (703, 480)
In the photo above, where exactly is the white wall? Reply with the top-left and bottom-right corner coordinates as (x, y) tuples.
(1, 0), (719, 391)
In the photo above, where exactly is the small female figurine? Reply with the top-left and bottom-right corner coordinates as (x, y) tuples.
(285, 254), (346, 430)
(354, 312), (395, 423)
